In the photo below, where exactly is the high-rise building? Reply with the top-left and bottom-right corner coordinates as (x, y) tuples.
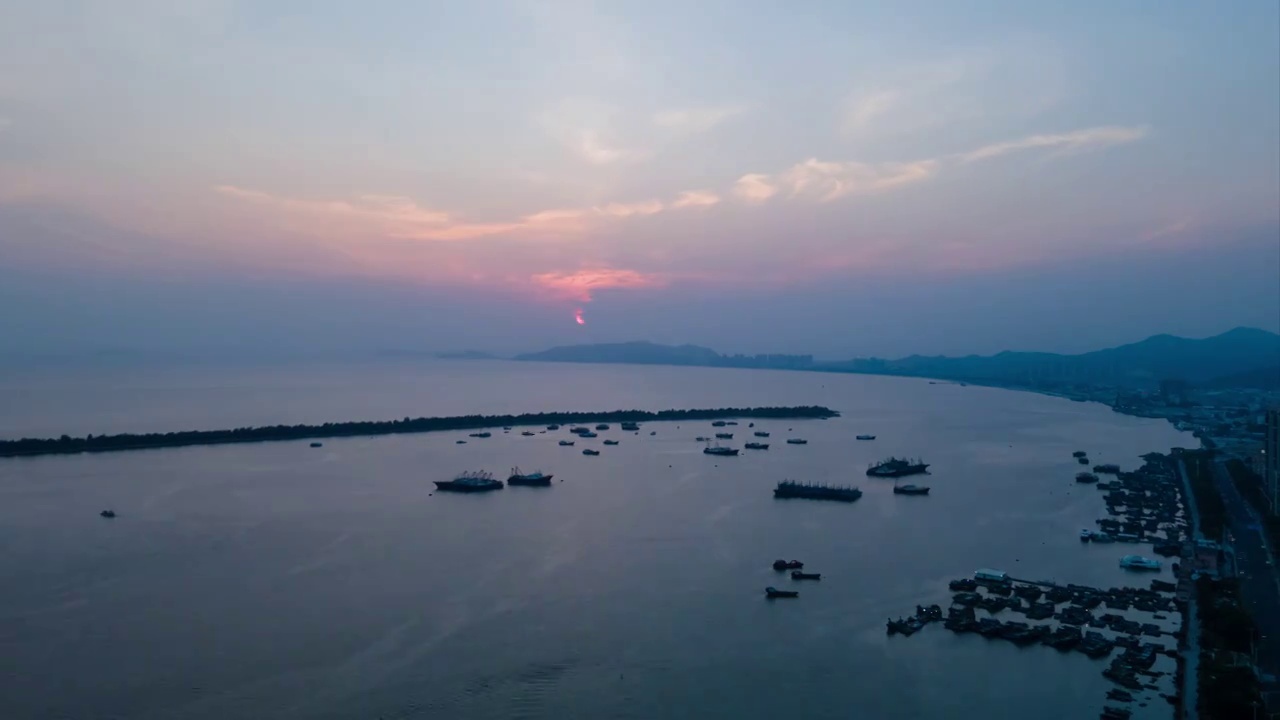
(1266, 407), (1280, 514)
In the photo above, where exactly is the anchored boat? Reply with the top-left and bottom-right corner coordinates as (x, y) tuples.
(773, 480), (862, 502)
(435, 471), (503, 493)
(866, 457), (929, 478)
(507, 467), (553, 486)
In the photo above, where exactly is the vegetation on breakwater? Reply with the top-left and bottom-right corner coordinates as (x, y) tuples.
(0, 406), (838, 458)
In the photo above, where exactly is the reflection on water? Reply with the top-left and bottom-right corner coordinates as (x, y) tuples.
(0, 362), (1189, 719)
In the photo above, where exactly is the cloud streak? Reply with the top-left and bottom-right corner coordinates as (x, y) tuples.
(735, 125), (1148, 204)
(531, 267), (666, 302)
(672, 190), (720, 208)
(652, 106), (743, 134)
(957, 125), (1149, 163)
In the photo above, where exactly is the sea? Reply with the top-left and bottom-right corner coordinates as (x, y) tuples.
(0, 360), (1191, 720)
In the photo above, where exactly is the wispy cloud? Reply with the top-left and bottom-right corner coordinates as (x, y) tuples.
(957, 126), (1148, 163)
(532, 267), (666, 302)
(574, 130), (647, 165)
(595, 199), (664, 217)
(840, 43), (1068, 143)
(215, 186), (589, 242)
(778, 159), (939, 201)
(1140, 216), (1195, 243)
(732, 174), (778, 203)
(735, 124), (1147, 204)
(671, 190), (720, 209)
(652, 106), (743, 134)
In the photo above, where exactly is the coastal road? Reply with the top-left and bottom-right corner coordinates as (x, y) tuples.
(1210, 460), (1280, 680)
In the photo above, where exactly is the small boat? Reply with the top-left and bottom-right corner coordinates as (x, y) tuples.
(521, 431), (535, 436)
(703, 446), (739, 456)
(785, 438), (808, 445)
(469, 431), (492, 438)
(1080, 529), (1093, 542)
(765, 586), (798, 599)
(100, 510), (116, 518)
(1094, 464), (1121, 474)
(772, 559), (804, 571)
(711, 421), (727, 427)
(726, 421), (738, 426)
(435, 471), (503, 493)
(715, 432), (733, 439)
(695, 436), (710, 442)
(595, 424), (609, 431)
(310, 442), (323, 448)
(547, 424), (560, 430)
(774, 481), (862, 502)
(1077, 457), (1089, 465)
(754, 431), (770, 437)
(579, 431), (598, 438)
(603, 439), (619, 446)
(744, 442), (769, 450)
(569, 427), (589, 434)
(1119, 555), (1161, 571)
(1076, 472), (1099, 483)
(791, 571), (821, 580)
(502, 426), (512, 431)
(649, 431), (656, 436)
(620, 422), (639, 431)
(893, 484), (930, 495)
(1072, 451), (1087, 458)
(456, 440), (467, 444)
(507, 468), (553, 486)
(855, 435), (876, 441)
(582, 449), (600, 456)
(558, 440), (575, 446)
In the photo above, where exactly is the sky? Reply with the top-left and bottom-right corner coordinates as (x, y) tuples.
(1, 0), (1278, 362)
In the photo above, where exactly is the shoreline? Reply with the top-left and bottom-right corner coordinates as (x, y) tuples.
(0, 405), (837, 458)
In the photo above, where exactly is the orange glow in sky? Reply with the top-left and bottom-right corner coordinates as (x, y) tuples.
(575, 308), (585, 325)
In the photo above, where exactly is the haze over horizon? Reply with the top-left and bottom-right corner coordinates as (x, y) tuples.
(2, 1), (1278, 362)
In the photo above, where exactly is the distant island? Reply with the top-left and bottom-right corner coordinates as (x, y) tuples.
(512, 328), (1280, 390)
(0, 406), (838, 458)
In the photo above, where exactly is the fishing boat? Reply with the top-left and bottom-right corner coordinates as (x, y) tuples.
(468, 431), (492, 438)
(703, 445), (739, 456)
(595, 424), (609, 431)
(620, 422), (639, 431)
(754, 431), (770, 437)
(582, 449), (600, 456)
(866, 457), (929, 478)
(507, 468), (553, 486)
(785, 438), (808, 445)
(1076, 472), (1099, 483)
(558, 440), (575, 446)
(765, 586), (798, 598)
(434, 471), (503, 493)
(310, 442), (323, 448)
(521, 431), (535, 436)
(603, 439), (619, 445)
(100, 509), (116, 518)
(715, 432), (733, 439)
(791, 571), (821, 580)
(744, 442), (769, 450)
(711, 421), (727, 427)
(893, 483), (930, 495)
(772, 559), (803, 570)
(856, 434), (876, 441)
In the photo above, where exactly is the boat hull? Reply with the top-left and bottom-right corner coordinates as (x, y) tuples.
(434, 481), (503, 493)
(507, 475), (553, 486)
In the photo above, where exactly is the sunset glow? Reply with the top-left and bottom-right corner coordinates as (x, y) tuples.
(575, 309), (586, 325)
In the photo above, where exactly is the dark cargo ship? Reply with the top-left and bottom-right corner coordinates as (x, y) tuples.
(866, 457), (929, 478)
(773, 480), (863, 502)
(435, 470), (503, 492)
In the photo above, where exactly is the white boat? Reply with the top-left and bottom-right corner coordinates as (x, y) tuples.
(1119, 555), (1162, 571)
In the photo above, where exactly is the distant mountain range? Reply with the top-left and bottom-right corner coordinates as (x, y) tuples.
(513, 328), (1280, 389)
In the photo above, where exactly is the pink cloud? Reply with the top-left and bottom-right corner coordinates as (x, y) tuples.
(531, 267), (666, 302)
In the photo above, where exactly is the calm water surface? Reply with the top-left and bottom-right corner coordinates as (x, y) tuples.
(0, 361), (1190, 719)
